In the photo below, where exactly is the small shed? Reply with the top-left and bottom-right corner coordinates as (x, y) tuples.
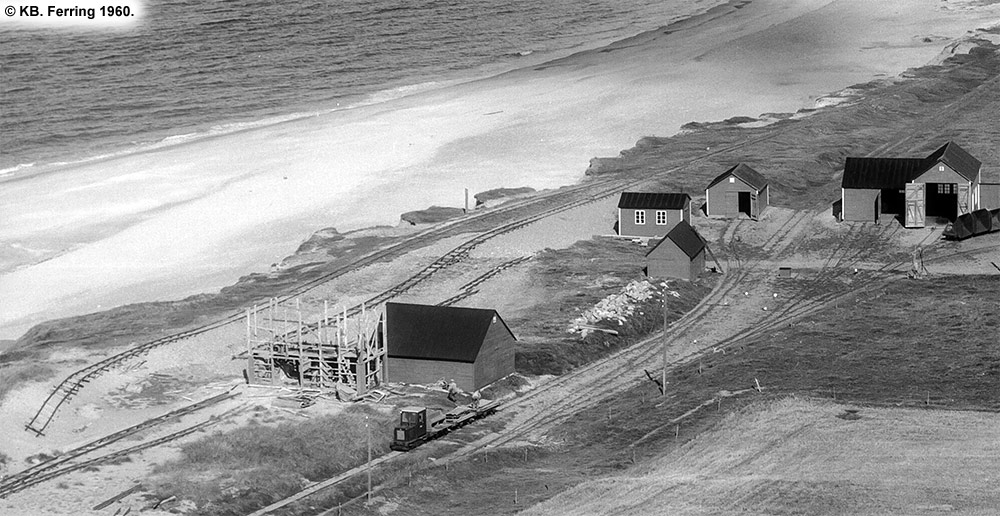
(645, 220), (706, 281)
(385, 302), (516, 392)
(705, 164), (769, 219)
(617, 192), (691, 238)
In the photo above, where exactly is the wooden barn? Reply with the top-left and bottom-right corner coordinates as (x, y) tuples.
(384, 302), (516, 392)
(617, 192), (691, 238)
(645, 220), (706, 281)
(705, 164), (769, 219)
(841, 141), (983, 227)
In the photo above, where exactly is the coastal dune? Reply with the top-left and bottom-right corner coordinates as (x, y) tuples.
(1, 0), (997, 338)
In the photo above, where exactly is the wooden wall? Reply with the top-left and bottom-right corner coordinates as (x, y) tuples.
(619, 207), (687, 238)
(706, 176), (764, 217)
(474, 318), (516, 391)
(647, 242), (703, 281)
(842, 188), (879, 222)
(387, 357), (475, 392)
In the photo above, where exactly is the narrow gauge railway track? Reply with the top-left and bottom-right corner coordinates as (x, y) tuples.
(454, 221), (913, 453)
(245, 228), (996, 514)
(437, 256), (533, 307)
(481, 230), (1000, 452)
(251, 211), (838, 512)
(25, 129), (791, 437)
(0, 393), (241, 499)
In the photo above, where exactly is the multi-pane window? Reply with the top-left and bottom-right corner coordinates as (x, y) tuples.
(635, 210), (645, 225)
(655, 210), (668, 225)
(937, 184), (954, 194)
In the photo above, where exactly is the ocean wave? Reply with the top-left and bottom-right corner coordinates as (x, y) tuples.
(0, 163), (37, 178)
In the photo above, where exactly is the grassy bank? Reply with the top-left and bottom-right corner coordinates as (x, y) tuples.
(149, 404), (395, 516)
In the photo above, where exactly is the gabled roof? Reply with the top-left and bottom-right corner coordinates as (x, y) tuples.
(707, 163), (768, 191)
(842, 141), (981, 189)
(842, 157), (927, 189)
(924, 141), (981, 182)
(618, 192), (691, 210)
(385, 303), (515, 363)
(646, 220), (705, 259)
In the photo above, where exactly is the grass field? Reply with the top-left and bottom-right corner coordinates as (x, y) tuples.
(148, 404), (396, 516)
(511, 237), (714, 376)
(525, 397), (1000, 515)
(351, 273), (1000, 515)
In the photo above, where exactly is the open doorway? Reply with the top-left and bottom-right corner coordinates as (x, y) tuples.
(925, 183), (958, 221)
(738, 192), (751, 216)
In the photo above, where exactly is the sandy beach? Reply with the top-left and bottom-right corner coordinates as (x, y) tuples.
(2, 0), (998, 339)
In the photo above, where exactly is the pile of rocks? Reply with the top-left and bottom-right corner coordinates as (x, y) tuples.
(568, 280), (679, 338)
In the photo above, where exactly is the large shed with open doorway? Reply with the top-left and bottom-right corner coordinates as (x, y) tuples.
(384, 302), (516, 392)
(705, 164), (769, 219)
(645, 220), (706, 281)
(841, 141), (983, 227)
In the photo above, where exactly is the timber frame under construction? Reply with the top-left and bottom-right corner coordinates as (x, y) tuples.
(245, 299), (386, 398)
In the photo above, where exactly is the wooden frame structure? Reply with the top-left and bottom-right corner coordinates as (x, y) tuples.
(245, 299), (386, 397)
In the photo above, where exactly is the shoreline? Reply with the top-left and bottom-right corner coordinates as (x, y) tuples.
(2, 0), (999, 339)
(0, 1), (731, 180)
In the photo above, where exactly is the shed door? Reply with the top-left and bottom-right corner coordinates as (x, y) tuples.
(725, 192), (738, 216)
(905, 182), (925, 228)
(749, 191), (759, 221)
(957, 184), (970, 216)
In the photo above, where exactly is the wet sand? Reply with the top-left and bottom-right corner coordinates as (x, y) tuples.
(1, 0), (998, 338)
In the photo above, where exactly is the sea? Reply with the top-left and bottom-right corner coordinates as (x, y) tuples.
(0, 0), (717, 174)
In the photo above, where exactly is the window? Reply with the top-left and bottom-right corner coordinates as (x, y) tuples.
(655, 210), (668, 225)
(635, 210), (645, 225)
(937, 184), (954, 194)
(729, 177), (735, 183)
(938, 165), (945, 172)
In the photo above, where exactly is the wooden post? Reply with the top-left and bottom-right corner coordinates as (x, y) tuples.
(358, 303), (367, 397)
(465, 188), (469, 213)
(318, 308), (326, 390)
(297, 299), (304, 389)
(268, 301), (276, 386)
(378, 312), (387, 384)
(246, 308), (255, 384)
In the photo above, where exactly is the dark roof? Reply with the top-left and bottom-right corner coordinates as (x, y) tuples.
(924, 141), (981, 182)
(842, 141), (982, 189)
(706, 163), (768, 191)
(385, 303), (515, 363)
(646, 220), (705, 259)
(842, 157), (927, 189)
(618, 192), (691, 210)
